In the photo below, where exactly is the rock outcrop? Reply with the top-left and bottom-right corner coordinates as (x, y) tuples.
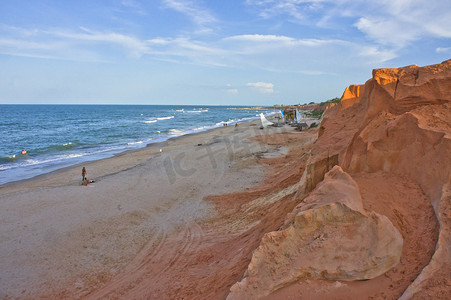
(228, 59), (451, 299)
(339, 84), (364, 110)
(341, 60), (451, 299)
(228, 166), (403, 299)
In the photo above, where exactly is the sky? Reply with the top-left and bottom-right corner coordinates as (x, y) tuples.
(0, 0), (450, 105)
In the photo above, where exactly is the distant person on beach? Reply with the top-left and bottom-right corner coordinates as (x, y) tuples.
(82, 167), (87, 182)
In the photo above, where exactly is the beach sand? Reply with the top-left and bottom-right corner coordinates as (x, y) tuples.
(0, 121), (317, 299)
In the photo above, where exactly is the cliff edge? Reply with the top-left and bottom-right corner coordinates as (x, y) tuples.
(228, 59), (451, 299)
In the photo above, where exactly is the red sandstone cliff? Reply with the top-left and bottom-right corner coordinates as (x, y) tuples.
(229, 59), (451, 299)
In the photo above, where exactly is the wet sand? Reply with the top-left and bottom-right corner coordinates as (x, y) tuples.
(0, 121), (317, 299)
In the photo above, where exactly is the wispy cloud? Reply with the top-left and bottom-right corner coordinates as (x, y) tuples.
(162, 0), (216, 33)
(245, 0), (326, 20)
(0, 25), (226, 63)
(436, 47), (451, 54)
(225, 34), (342, 47)
(246, 0), (451, 50)
(226, 88), (239, 94)
(55, 27), (149, 58)
(247, 82), (274, 93)
(121, 0), (147, 15)
(0, 38), (59, 51)
(0, 26), (149, 61)
(246, 0), (333, 20)
(0, 23), (397, 73)
(221, 34), (395, 70)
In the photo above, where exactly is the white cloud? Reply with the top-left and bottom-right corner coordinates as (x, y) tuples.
(354, 16), (419, 48)
(145, 37), (227, 63)
(0, 38), (58, 50)
(0, 26), (150, 61)
(121, 0), (141, 9)
(358, 45), (397, 63)
(56, 27), (149, 58)
(147, 38), (171, 45)
(225, 34), (341, 48)
(245, 0), (327, 20)
(436, 47), (451, 54)
(225, 34), (295, 43)
(121, 0), (147, 15)
(0, 24), (398, 71)
(246, 0), (451, 49)
(219, 34), (393, 72)
(162, 0), (216, 32)
(247, 82), (274, 93)
(226, 89), (239, 94)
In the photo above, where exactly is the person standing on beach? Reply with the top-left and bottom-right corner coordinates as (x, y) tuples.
(82, 167), (87, 182)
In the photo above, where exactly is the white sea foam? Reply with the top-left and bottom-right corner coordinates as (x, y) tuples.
(0, 106), (279, 185)
(65, 154), (84, 158)
(215, 121), (228, 126)
(186, 108), (208, 113)
(141, 115), (174, 124)
(157, 116), (174, 120)
(127, 141), (144, 145)
(168, 129), (184, 136)
(192, 125), (212, 131)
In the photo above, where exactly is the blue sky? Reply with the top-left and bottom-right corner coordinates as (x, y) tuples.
(0, 0), (450, 105)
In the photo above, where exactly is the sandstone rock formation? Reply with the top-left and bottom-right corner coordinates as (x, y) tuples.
(341, 60), (451, 299)
(228, 59), (451, 299)
(339, 84), (364, 110)
(228, 166), (403, 299)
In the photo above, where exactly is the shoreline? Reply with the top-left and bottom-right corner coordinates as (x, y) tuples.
(0, 115), (273, 189)
(0, 118), (304, 299)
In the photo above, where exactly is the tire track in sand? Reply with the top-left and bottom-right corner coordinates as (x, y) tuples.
(160, 221), (205, 274)
(132, 227), (167, 273)
(83, 226), (167, 299)
(85, 221), (205, 299)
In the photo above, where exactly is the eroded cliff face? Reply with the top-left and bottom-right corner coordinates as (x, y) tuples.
(342, 60), (451, 299)
(372, 63), (450, 113)
(228, 167), (403, 299)
(228, 60), (451, 299)
(339, 84), (364, 110)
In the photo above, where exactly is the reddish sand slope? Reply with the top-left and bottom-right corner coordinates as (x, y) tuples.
(80, 132), (317, 300)
(230, 60), (450, 299)
(73, 60), (449, 299)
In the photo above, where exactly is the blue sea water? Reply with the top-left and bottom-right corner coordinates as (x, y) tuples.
(0, 105), (276, 185)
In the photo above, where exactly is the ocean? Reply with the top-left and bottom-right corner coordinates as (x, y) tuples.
(0, 105), (277, 185)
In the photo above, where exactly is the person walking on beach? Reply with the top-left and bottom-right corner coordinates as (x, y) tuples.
(82, 167), (87, 182)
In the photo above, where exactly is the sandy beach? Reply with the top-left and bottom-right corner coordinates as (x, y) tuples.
(1, 60), (449, 300)
(2, 0), (450, 297)
(0, 120), (317, 299)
